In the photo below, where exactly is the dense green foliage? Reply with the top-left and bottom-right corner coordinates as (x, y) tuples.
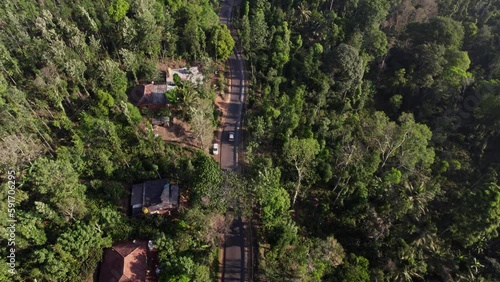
(1, 0), (500, 281)
(239, 0), (500, 280)
(0, 0), (231, 281)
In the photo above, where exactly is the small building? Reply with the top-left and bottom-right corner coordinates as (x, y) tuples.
(128, 84), (176, 110)
(130, 179), (179, 216)
(166, 67), (204, 85)
(99, 240), (149, 282)
(151, 117), (170, 126)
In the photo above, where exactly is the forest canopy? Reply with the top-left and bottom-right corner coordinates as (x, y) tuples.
(239, 0), (500, 280)
(0, 0), (499, 281)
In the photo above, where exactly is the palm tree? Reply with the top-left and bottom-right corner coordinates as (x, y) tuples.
(404, 179), (436, 219)
(296, 3), (311, 24)
(179, 82), (198, 120)
(389, 240), (427, 282)
(412, 228), (440, 253)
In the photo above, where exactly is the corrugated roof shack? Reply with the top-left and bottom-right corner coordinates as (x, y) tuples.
(130, 179), (179, 216)
(151, 117), (170, 126)
(128, 84), (176, 111)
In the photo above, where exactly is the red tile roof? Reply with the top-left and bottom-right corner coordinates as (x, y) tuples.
(99, 241), (148, 282)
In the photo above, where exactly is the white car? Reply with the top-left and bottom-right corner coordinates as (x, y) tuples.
(213, 143), (219, 155)
(228, 131), (234, 142)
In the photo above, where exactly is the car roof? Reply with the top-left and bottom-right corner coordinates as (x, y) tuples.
(213, 143), (219, 148)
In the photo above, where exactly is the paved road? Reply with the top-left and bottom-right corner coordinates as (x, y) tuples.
(219, 0), (245, 171)
(221, 213), (245, 282)
(218, 0), (246, 281)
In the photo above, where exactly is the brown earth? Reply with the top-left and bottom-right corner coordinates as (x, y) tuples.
(152, 117), (198, 148)
(157, 59), (187, 72)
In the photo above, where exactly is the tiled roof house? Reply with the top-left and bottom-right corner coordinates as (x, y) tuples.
(99, 241), (148, 282)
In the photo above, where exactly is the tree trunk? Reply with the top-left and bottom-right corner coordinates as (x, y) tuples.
(292, 166), (302, 207)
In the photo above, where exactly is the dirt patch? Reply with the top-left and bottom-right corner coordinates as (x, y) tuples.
(152, 117), (200, 148)
(214, 93), (231, 140)
(157, 59), (187, 72)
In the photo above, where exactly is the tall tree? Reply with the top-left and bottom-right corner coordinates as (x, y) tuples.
(190, 152), (224, 211)
(210, 24), (235, 62)
(107, 0), (130, 23)
(362, 112), (434, 170)
(330, 44), (364, 98)
(249, 7), (268, 53)
(189, 99), (215, 150)
(254, 167), (291, 226)
(282, 137), (320, 206)
(29, 157), (87, 222)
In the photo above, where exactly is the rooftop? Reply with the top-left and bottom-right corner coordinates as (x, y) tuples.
(166, 67), (204, 85)
(128, 84), (176, 107)
(99, 240), (148, 282)
(131, 179), (179, 216)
